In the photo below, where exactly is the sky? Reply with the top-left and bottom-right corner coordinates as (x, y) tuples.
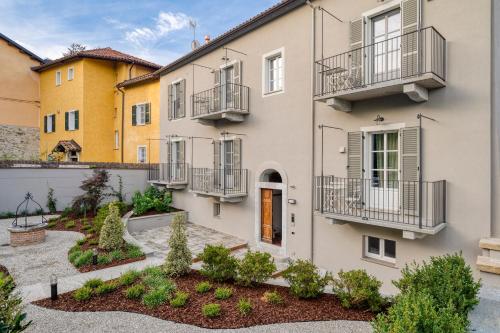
(0, 0), (280, 65)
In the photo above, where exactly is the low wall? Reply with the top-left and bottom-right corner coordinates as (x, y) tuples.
(0, 164), (149, 213)
(127, 211), (188, 234)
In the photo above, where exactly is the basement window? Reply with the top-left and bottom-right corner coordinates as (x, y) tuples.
(364, 236), (396, 264)
(213, 203), (221, 217)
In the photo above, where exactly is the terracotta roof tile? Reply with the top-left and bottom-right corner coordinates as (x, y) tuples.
(116, 72), (159, 88)
(53, 140), (81, 152)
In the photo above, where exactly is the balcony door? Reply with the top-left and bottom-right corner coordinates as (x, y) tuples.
(170, 141), (183, 182)
(219, 140), (234, 190)
(221, 65), (234, 110)
(372, 9), (401, 83)
(368, 132), (399, 212)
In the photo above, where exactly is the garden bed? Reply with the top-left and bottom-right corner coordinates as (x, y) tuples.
(47, 216), (145, 272)
(131, 207), (182, 218)
(33, 270), (373, 329)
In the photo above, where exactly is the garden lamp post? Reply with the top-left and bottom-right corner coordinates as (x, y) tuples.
(50, 274), (58, 300)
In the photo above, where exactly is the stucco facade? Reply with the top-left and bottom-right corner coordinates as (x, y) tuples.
(156, 0), (500, 293)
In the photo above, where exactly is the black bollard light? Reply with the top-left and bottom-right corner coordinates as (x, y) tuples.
(50, 274), (58, 300)
(92, 248), (98, 265)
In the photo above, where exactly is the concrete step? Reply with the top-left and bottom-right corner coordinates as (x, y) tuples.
(477, 256), (500, 275)
(480, 238), (500, 251)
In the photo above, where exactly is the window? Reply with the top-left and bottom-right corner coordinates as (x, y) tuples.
(55, 71), (61, 86)
(45, 114), (56, 133)
(364, 236), (396, 263)
(263, 48), (284, 95)
(114, 130), (119, 149)
(372, 9), (401, 81)
(370, 132), (398, 188)
(68, 151), (79, 162)
(132, 103), (150, 126)
(213, 203), (221, 217)
(67, 67), (74, 81)
(65, 110), (79, 131)
(172, 82), (181, 118)
(137, 146), (147, 163)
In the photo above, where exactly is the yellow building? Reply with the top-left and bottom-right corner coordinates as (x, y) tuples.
(32, 47), (161, 163)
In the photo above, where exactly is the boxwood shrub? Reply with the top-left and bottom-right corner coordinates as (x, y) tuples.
(199, 245), (238, 282)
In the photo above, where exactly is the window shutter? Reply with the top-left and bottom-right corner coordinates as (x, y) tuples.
(350, 18), (364, 50)
(132, 105), (137, 126)
(233, 62), (242, 109)
(145, 103), (151, 124)
(52, 115), (55, 132)
(349, 18), (365, 87)
(179, 79), (186, 118)
(168, 84), (173, 120)
(401, 0), (421, 77)
(213, 70), (221, 111)
(43, 116), (47, 133)
(400, 126), (420, 212)
(213, 140), (221, 169)
(166, 140), (172, 181)
(347, 131), (364, 179)
(233, 138), (241, 170)
(74, 110), (79, 129)
(65, 112), (68, 131)
(179, 140), (185, 164)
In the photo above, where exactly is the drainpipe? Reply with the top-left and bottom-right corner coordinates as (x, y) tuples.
(128, 62), (135, 79)
(117, 86), (125, 163)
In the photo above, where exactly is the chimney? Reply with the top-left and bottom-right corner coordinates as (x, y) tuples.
(204, 35), (211, 44)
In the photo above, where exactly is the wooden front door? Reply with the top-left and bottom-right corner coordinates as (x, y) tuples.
(261, 189), (273, 243)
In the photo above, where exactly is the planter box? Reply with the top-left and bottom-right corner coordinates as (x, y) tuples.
(126, 210), (187, 234)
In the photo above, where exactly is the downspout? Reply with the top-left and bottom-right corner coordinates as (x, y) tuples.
(117, 86), (125, 163)
(128, 62), (135, 79)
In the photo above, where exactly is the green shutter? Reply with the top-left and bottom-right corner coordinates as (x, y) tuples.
(132, 105), (137, 126)
(145, 103), (151, 124)
(75, 110), (79, 129)
(65, 112), (68, 131)
(44, 116), (47, 133)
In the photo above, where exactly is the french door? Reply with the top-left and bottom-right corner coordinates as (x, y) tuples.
(170, 141), (182, 182)
(219, 140), (234, 189)
(372, 9), (401, 83)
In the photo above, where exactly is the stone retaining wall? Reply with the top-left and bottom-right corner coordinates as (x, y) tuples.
(0, 125), (39, 160)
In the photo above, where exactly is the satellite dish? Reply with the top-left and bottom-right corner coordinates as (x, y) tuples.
(191, 40), (201, 50)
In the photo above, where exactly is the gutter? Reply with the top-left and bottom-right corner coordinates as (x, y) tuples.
(117, 86), (125, 163)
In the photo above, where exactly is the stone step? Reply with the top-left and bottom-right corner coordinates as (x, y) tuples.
(477, 256), (500, 275)
(480, 238), (500, 251)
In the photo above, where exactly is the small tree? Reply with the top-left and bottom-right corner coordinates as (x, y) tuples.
(46, 187), (57, 213)
(72, 169), (110, 215)
(0, 273), (31, 332)
(63, 43), (86, 56)
(98, 202), (124, 251)
(164, 213), (192, 277)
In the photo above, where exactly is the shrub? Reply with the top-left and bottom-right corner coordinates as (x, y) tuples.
(142, 289), (168, 308)
(0, 273), (31, 332)
(143, 276), (176, 293)
(372, 290), (467, 333)
(95, 282), (118, 295)
(202, 303), (221, 318)
(214, 287), (233, 300)
(332, 269), (385, 312)
(81, 224), (92, 231)
(126, 244), (144, 259)
(71, 169), (110, 215)
(119, 270), (141, 286)
(74, 250), (93, 267)
(261, 290), (283, 305)
(110, 249), (125, 261)
(94, 201), (127, 234)
(125, 284), (146, 299)
(393, 253), (481, 319)
(170, 291), (189, 308)
(199, 245), (238, 282)
(236, 251), (276, 287)
(142, 266), (164, 278)
(97, 254), (112, 265)
(195, 281), (212, 294)
(88, 238), (99, 246)
(83, 278), (104, 289)
(46, 187), (57, 213)
(73, 287), (92, 301)
(68, 250), (82, 264)
(163, 213), (192, 277)
(64, 220), (76, 229)
(282, 259), (332, 299)
(0, 211), (15, 219)
(98, 202), (124, 251)
(238, 298), (252, 316)
(132, 186), (172, 216)
(47, 221), (57, 228)
(76, 238), (86, 246)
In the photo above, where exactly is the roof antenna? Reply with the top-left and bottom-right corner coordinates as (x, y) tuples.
(190, 20), (200, 50)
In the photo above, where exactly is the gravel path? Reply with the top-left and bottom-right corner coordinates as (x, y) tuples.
(0, 216), (82, 286)
(25, 304), (372, 333)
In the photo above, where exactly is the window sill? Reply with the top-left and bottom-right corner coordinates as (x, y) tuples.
(263, 89), (284, 97)
(361, 256), (398, 269)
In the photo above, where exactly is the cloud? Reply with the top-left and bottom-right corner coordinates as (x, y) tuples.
(124, 11), (192, 48)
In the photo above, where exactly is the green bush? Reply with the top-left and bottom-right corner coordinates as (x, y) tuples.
(372, 290), (467, 333)
(83, 278), (104, 289)
(68, 250), (82, 264)
(95, 282), (118, 295)
(238, 298), (252, 316)
(261, 290), (283, 305)
(332, 269), (385, 312)
(132, 186), (172, 216)
(46, 188), (57, 214)
(0, 273), (31, 332)
(64, 220), (76, 229)
(195, 281), (212, 294)
(0, 211), (15, 219)
(94, 202), (127, 235)
(97, 254), (112, 265)
(98, 202), (124, 251)
(47, 221), (57, 228)
(144, 276), (176, 294)
(393, 253), (481, 319)
(76, 238), (86, 246)
(214, 287), (233, 300)
(73, 250), (93, 268)
(125, 284), (146, 300)
(60, 207), (72, 218)
(142, 266), (164, 278)
(199, 245), (238, 282)
(110, 249), (125, 261)
(81, 224), (92, 231)
(73, 287), (93, 301)
(236, 251), (276, 287)
(163, 213), (192, 277)
(88, 238), (99, 246)
(282, 259), (332, 299)
(126, 244), (144, 259)
(202, 303), (221, 318)
(170, 291), (189, 308)
(119, 270), (141, 286)
(142, 289), (169, 308)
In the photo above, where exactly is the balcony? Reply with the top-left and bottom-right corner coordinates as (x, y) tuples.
(148, 163), (188, 189)
(191, 83), (250, 123)
(314, 27), (446, 111)
(190, 168), (248, 202)
(315, 176), (447, 239)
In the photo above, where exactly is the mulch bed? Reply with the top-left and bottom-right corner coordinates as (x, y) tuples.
(0, 264), (10, 277)
(47, 217), (145, 273)
(131, 207), (183, 218)
(34, 270), (374, 329)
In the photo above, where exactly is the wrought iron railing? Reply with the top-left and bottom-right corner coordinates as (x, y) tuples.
(314, 27), (446, 98)
(191, 83), (250, 117)
(148, 163), (188, 184)
(315, 176), (446, 229)
(190, 168), (248, 196)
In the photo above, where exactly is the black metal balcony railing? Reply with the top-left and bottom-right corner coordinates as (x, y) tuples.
(148, 163), (188, 184)
(191, 83), (250, 118)
(191, 168), (248, 196)
(314, 27), (446, 98)
(315, 176), (446, 229)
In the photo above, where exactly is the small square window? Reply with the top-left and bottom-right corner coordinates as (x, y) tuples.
(367, 236), (380, 255)
(213, 203), (221, 217)
(364, 236), (396, 264)
(384, 239), (396, 259)
(56, 71), (61, 86)
(68, 67), (74, 81)
(137, 146), (147, 163)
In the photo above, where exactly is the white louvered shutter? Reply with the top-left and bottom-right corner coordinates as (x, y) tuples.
(213, 70), (221, 112)
(347, 132), (364, 179)
(400, 126), (420, 213)
(179, 79), (186, 118)
(349, 18), (365, 87)
(233, 61), (242, 109)
(401, 0), (421, 77)
(167, 84), (173, 120)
